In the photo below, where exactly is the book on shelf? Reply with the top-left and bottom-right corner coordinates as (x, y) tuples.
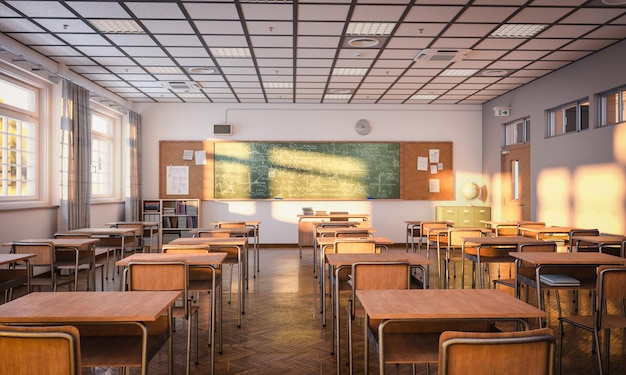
(539, 274), (580, 286)
(143, 201), (161, 212)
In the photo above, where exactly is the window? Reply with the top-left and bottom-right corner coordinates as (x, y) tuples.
(504, 118), (530, 146)
(0, 75), (39, 200)
(547, 99), (589, 137)
(90, 109), (120, 200)
(599, 86), (626, 127)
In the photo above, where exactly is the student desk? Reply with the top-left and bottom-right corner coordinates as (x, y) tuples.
(314, 225), (377, 278)
(356, 288), (545, 375)
(0, 253), (35, 297)
(169, 236), (248, 327)
(116, 252), (226, 374)
(0, 291), (180, 375)
(326, 252), (430, 371)
(571, 235), (626, 257)
(209, 221), (261, 275)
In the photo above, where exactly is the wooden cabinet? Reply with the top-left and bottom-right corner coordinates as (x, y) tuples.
(142, 199), (200, 244)
(435, 206), (490, 228)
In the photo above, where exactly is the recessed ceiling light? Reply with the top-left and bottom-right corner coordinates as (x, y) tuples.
(489, 24), (548, 38)
(332, 68), (368, 76)
(178, 93), (206, 99)
(209, 48), (252, 58)
(145, 66), (183, 74)
(88, 19), (144, 34)
(410, 94), (439, 100)
(324, 94), (352, 100)
(188, 67), (217, 74)
(480, 69), (509, 77)
(440, 69), (479, 77)
(347, 22), (395, 36)
(347, 38), (381, 48)
(328, 88), (353, 94)
(264, 82), (293, 89)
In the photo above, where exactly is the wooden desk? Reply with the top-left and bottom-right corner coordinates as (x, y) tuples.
(209, 221), (261, 275)
(116, 252), (226, 375)
(509, 251), (626, 323)
(518, 225), (579, 242)
(571, 235), (626, 257)
(326, 252), (430, 370)
(107, 221), (161, 253)
(0, 253), (35, 298)
(356, 288), (545, 375)
(459, 236), (546, 288)
(7, 238), (101, 292)
(297, 213), (370, 247)
(70, 227), (138, 280)
(169, 237), (248, 327)
(314, 225), (376, 277)
(0, 291), (180, 375)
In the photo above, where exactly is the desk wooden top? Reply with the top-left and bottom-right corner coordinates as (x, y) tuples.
(317, 227), (376, 235)
(297, 214), (370, 220)
(571, 235), (626, 245)
(317, 236), (392, 246)
(518, 226), (578, 235)
(169, 237), (248, 246)
(4, 238), (100, 248)
(509, 251), (626, 265)
(0, 291), (180, 323)
(326, 252), (431, 267)
(116, 252), (227, 267)
(189, 227), (254, 236)
(70, 227), (138, 236)
(460, 236), (546, 246)
(0, 253), (35, 265)
(356, 289), (545, 321)
(209, 221), (261, 226)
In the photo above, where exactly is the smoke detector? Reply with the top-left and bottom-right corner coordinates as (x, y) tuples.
(413, 49), (472, 62)
(162, 81), (202, 92)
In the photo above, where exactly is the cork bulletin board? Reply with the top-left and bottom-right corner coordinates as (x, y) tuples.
(159, 140), (453, 201)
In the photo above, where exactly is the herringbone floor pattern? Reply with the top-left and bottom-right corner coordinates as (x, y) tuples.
(9, 246), (626, 374)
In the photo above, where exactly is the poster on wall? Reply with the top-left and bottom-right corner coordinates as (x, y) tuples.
(166, 165), (189, 195)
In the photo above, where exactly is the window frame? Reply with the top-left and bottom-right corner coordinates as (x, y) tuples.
(547, 98), (589, 137)
(504, 117), (530, 146)
(599, 85), (626, 127)
(0, 69), (50, 207)
(89, 103), (123, 203)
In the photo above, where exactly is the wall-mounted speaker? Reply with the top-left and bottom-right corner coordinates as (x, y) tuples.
(213, 124), (232, 135)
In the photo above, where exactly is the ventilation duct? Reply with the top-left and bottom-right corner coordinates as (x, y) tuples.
(413, 49), (471, 62)
(162, 81), (202, 92)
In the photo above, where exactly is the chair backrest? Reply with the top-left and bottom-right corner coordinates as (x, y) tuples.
(350, 261), (411, 318)
(422, 222), (451, 242)
(11, 242), (55, 268)
(334, 229), (372, 238)
(329, 211), (349, 221)
(516, 242), (557, 278)
(438, 328), (556, 375)
(162, 244), (210, 254)
(447, 228), (484, 247)
(596, 266), (626, 323)
(0, 324), (81, 375)
(216, 222), (246, 229)
(333, 239), (377, 254)
(494, 224), (518, 237)
(568, 228), (600, 252)
(115, 222), (143, 236)
(53, 233), (91, 239)
(198, 229), (231, 238)
(127, 261), (190, 315)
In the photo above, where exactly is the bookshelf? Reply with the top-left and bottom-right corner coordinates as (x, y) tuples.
(142, 199), (200, 244)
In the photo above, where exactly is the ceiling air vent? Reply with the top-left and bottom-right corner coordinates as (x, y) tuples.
(413, 49), (471, 62)
(162, 81), (202, 92)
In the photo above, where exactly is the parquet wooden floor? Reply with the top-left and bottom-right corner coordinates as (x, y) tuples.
(8, 246), (626, 374)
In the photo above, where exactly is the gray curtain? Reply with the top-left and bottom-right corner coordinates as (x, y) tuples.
(59, 79), (91, 231)
(125, 111), (142, 221)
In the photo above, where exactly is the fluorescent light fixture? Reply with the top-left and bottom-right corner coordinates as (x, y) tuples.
(347, 22), (395, 36)
(145, 66), (183, 74)
(264, 82), (293, 89)
(440, 69), (479, 77)
(324, 94), (352, 100)
(210, 48), (252, 58)
(178, 93), (206, 98)
(188, 67), (217, 74)
(410, 94), (439, 100)
(489, 24), (548, 38)
(332, 68), (368, 76)
(88, 19), (144, 34)
(328, 88), (353, 94)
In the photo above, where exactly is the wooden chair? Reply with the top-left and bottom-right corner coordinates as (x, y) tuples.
(161, 244), (223, 349)
(438, 228), (485, 289)
(53, 233), (105, 291)
(568, 228), (600, 253)
(493, 241), (557, 292)
(197, 230), (239, 304)
(10, 242), (74, 292)
(558, 265), (626, 375)
(494, 224), (519, 236)
(126, 261), (199, 375)
(438, 328), (556, 375)
(346, 261), (412, 375)
(0, 325), (81, 375)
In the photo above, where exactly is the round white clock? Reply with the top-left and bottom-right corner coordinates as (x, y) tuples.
(355, 119), (371, 135)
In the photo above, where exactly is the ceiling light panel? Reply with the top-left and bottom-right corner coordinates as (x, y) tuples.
(88, 19), (144, 34)
(347, 22), (396, 36)
(489, 24), (549, 38)
(145, 67), (183, 74)
(410, 94), (439, 100)
(332, 68), (368, 76)
(264, 82), (293, 89)
(209, 48), (252, 58)
(439, 69), (479, 77)
(324, 94), (352, 100)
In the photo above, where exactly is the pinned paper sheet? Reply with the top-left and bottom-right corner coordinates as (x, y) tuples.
(195, 150), (206, 165)
(417, 156), (428, 171)
(166, 165), (189, 195)
(430, 165), (438, 174)
(182, 150), (193, 160)
(429, 178), (440, 193)
(429, 149), (440, 163)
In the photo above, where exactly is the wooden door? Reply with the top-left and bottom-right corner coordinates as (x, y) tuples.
(501, 143), (530, 221)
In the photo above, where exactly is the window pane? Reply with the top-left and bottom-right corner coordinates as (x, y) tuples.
(515, 121), (525, 143)
(565, 104), (577, 133)
(505, 124), (515, 145)
(512, 160), (519, 200)
(580, 101), (589, 130)
(0, 79), (36, 112)
(603, 92), (619, 125)
(622, 91), (626, 123)
(552, 109), (564, 136)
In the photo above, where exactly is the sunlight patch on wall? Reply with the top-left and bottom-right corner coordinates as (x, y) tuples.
(214, 161), (251, 197)
(268, 168), (367, 199)
(574, 164), (625, 234)
(226, 201), (257, 216)
(537, 168), (571, 225)
(268, 148), (367, 178)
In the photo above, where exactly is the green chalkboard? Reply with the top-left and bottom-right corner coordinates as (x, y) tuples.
(214, 142), (400, 199)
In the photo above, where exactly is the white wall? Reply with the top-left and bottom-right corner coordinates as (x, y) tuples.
(483, 39), (626, 235)
(136, 103), (483, 244)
